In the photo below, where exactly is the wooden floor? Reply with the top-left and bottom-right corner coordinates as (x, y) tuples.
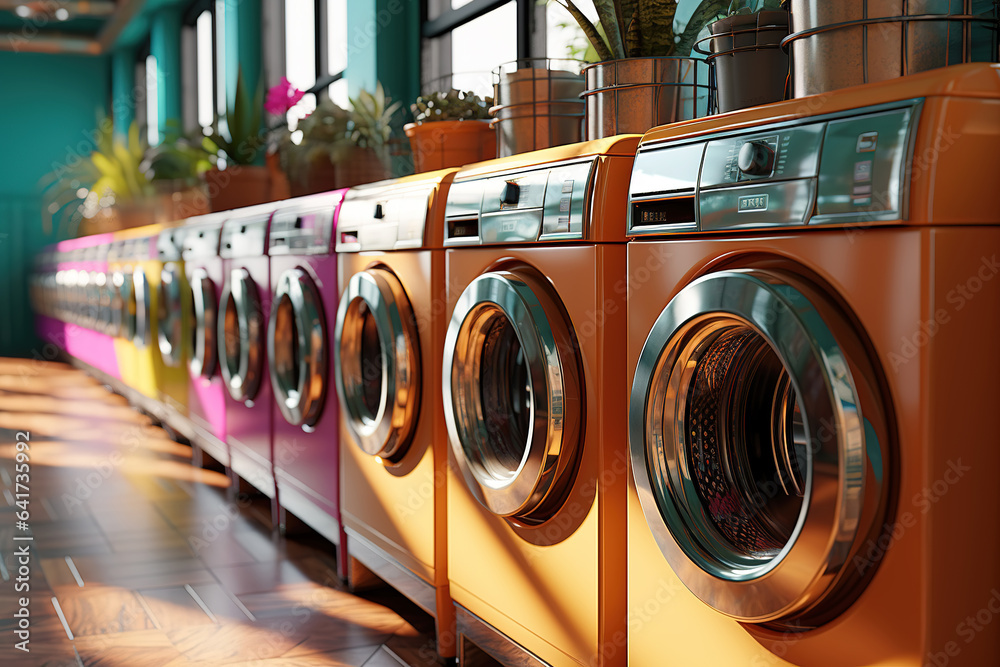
(0, 359), (442, 667)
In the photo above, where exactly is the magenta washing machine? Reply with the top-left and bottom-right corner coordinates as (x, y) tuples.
(218, 206), (277, 510)
(53, 234), (120, 378)
(182, 213), (229, 466)
(267, 190), (348, 546)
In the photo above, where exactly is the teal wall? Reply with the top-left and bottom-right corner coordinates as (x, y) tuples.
(345, 0), (420, 118)
(0, 51), (110, 357)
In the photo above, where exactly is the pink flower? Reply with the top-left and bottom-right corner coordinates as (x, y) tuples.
(265, 77), (305, 116)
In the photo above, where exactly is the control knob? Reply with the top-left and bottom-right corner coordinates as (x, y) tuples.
(737, 141), (775, 177)
(501, 180), (520, 206)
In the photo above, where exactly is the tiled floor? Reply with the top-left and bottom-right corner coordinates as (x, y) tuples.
(0, 359), (442, 666)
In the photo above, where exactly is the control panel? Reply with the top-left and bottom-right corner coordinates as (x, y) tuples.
(156, 229), (184, 261)
(444, 158), (594, 245)
(220, 214), (271, 258)
(336, 181), (434, 252)
(629, 99), (920, 234)
(269, 203), (336, 256)
(181, 223), (223, 260)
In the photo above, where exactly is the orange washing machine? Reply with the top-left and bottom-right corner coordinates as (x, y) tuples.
(332, 171), (457, 656)
(440, 136), (638, 666)
(625, 63), (1000, 666)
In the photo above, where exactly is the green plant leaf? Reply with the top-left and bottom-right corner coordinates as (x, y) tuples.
(594, 0), (626, 59)
(637, 0), (676, 56)
(558, 0), (613, 61)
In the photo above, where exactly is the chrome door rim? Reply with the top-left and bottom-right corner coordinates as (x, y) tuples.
(133, 267), (151, 349)
(333, 267), (420, 462)
(629, 269), (887, 626)
(188, 269), (218, 378)
(442, 270), (582, 521)
(268, 268), (328, 427)
(218, 268), (263, 402)
(157, 263), (184, 367)
(112, 270), (135, 340)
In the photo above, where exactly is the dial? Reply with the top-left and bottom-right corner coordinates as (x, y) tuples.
(737, 141), (775, 177)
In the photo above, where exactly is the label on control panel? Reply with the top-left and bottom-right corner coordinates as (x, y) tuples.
(738, 194), (769, 213)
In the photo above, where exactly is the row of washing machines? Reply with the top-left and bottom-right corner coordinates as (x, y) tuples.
(29, 64), (1000, 666)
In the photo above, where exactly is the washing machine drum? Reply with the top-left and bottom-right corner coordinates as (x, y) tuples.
(334, 267), (420, 464)
(268, 268), (328, 427)
(630, 269), (892, 630)
(188, 268), (218, 378)
(443, 268), (583, 526)
(219, 268), (264, 402)
(157, 262), (185, 367)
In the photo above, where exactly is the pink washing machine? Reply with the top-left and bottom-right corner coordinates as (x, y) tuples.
(31, 246), (63, 354)
(218, 207), (277, 512)
(51, 234), (120, 378)
(182, 213), (229, 466)
(267, 190), (348, 550)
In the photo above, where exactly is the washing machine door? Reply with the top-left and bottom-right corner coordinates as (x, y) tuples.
(188, 268), (218, 378)
(268, 268), (328, 427)
(219, 268), (264, 402)
(629, 269), (891, 629)
(442, 269), (583, 524)
(157, 262), (184, 367)
(112, 271), (135, 340)
(132, 267), (152, 349)
(333, 267), (420, 463)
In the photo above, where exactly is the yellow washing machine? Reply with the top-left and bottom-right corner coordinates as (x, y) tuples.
(333, 171), (457, 657)
(440, 137), (638, 666)
(108, 224), (187, 414)
(154, 226), (191, 421)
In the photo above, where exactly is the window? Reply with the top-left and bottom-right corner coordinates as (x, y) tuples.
(284, 0), (317, 124)
(146, 54), (159, 145)
(421, 0), (544, 98)
(196, 10), (215, 130)
(325, 0), (348, 106)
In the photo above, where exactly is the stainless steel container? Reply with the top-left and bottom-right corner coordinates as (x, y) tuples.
(490, 59), (585, 157)
(788, 0), (999, 98)
(582, 57), (714, 141)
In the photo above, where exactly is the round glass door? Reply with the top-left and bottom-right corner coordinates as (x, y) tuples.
(132, 267), (152, 349)
(334, 267), (420, 464)
(442, 268), (583, 525)
(157, 262), (185, 367)
(218, 268), (263, 402)
(188, 269), (218, 378)
(629, 269), (892, 630)
(269, 268), (328, 427)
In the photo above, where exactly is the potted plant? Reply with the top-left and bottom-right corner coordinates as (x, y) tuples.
(271, 81), (401, 194)
(786, 0), (999, 98)
(698, 0), (789, 113)
(491, 57), (586, 156)
(144, 120), (213, 221)
(203, 71), (273, 213)
(404, 89), (495, 173)
(557, 0), (729, 138)
(339, 82), (402, 188)
(40, 118), (160, 237)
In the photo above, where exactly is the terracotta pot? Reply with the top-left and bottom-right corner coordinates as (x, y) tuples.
(78, 206), (121, 236)
(404, 120), (496, 173)
(267, 151), (291, 201)
(153, 182), (211, 223)
(582, 57), (713, 140)
(290, 156), (339, 197)
(707, 11), (789, 113)
(204, 165), (273, 213)
(491, 61), (585, 157)
(333, 147), (391, 189)
(788, 0), (999, 97)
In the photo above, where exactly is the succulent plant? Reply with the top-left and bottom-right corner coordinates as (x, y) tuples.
(410, 89), (494, 123)
(556, 0), (732, 58)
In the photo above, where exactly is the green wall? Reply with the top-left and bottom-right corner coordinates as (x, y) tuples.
(0, 51), (110, 357)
